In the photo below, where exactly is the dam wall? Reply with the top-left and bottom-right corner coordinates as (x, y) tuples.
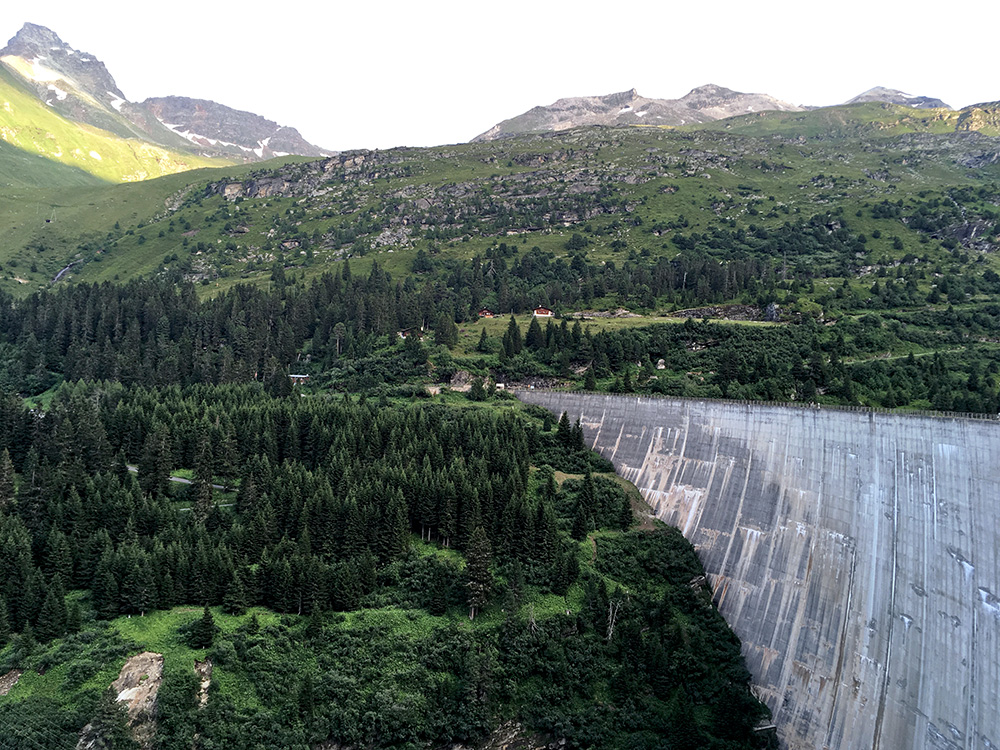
(516, 391), (1000, 750)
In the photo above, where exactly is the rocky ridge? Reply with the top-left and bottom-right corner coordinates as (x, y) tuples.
(144, 96), (330, 160)
(473, 85), (803, 141)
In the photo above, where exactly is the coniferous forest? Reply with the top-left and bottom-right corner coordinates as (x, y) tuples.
(0, 379), (770, 749)
(0, 235), (995, 746)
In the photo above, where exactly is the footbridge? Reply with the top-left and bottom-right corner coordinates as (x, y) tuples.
(516, 391), (1000, 750)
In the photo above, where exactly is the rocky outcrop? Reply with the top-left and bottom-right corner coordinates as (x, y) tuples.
(112, 651), (164, 748)
(956, 101), (1000, 136)
(0, 668), (23, 696)
(194, 658), (212, 708)
(77, 652), (164, 750)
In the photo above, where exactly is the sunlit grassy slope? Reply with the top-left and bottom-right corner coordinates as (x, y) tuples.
(0, 64), (225, 183)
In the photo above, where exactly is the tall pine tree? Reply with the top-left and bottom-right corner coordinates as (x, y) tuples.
(464, 526), (492, 620)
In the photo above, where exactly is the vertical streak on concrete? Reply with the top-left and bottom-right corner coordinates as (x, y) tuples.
(516, 392), (1000, 750)
(873, 445), (899, 750)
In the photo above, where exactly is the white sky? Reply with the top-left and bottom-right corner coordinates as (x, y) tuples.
(7, 0), (999, 152)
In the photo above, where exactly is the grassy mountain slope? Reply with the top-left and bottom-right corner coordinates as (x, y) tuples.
(0, 138), (101, 188)
(57, 122), (999, 291)
(0, 161), (277, 294)
(0, 64), (225, 184)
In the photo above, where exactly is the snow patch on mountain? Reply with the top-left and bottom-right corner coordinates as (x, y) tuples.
(161, 121), (259, 154)
(2, 54), (64, 83)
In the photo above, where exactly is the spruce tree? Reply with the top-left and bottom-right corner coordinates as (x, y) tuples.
(468, 377), (486, 402)
(378, 489), (409, 561)
(0, 448), (13, 510)
(89, 687), (140, 750)
(464, 526), (492, 620)
(556, 412), (572, 448)
(36, 583), (67, 642)
(0, 596), (10, 646)
(502, 316), (523, 356)
(223, 570), (248, 616)
(571, 501), (590, 541)
(66, 600), (82, 634)
(525, 316), (545, 351)
(188, 605), (216, 649)
(572, 418), (586, 450)
(94, 564), (120, 620)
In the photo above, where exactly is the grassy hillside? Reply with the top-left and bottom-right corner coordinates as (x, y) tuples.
(0, 163), (269, 295)
(53, 120), (999, 299)
(0, 139), (103, 189)
(694, 101), (963, 137)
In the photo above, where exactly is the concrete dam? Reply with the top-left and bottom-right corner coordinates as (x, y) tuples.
(516, 391), (1000, 750)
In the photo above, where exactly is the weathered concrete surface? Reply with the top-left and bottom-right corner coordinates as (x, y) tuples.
(517, 392), (1000, 750)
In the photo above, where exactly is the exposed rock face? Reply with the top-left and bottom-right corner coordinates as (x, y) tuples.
(473, 85), (802, 141)
(77, 652), (165, 750)
(0, 22), (154, 142)
(144, 96), (331, 160)
(194, 658), (212, 708)
(2, 22), (124, 102)
(846, 86), (951, 109)
(0, 668), (23, 696)
(956, 101), (1000, 135)
(112, 651), (164, 748)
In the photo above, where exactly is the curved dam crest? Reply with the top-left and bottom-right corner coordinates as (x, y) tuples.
(516, 391), (1000, 750)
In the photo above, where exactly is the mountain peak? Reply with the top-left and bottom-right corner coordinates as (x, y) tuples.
(1, 21), (126, 102)
(6, 22), (65, 50)
(681, 83), (739, 100)
(845, 87), (951, 110)
(0, 22), (330, 162)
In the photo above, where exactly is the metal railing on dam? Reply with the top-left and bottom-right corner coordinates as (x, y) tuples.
(515, 390), (1000, 750)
